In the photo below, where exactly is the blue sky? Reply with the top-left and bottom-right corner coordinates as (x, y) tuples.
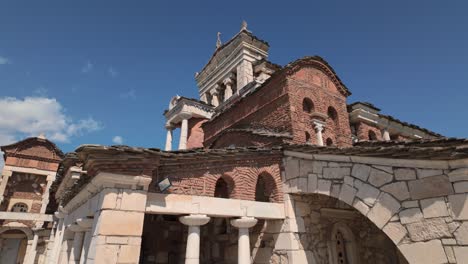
(0, 0), (467, 159)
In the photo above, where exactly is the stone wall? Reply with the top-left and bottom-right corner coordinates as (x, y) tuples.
(282, 152), (468, 263)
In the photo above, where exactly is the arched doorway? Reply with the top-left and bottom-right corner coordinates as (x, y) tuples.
(0, 229), (30, 264)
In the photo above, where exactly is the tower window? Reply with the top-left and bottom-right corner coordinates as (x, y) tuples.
(302, 98), (314, 113)
(305, 132), (311, 143)
(326, 138), (333, 146)
(368, 130), (377, 140)
(11, 203), (28, 213)
(327, 106), (338, 124)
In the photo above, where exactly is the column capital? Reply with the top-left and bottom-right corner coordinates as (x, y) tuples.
(179, 214), (210, 226)
(313, 120), (326, 132)
(210, 85), (221, 95)
(165, 123), (174, 130)
(223, 75), (234, 86)
(230, 217), (257, 229)
(76, 218), (93, 230)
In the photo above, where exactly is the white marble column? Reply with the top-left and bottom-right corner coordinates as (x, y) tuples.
(165, 125), (174, 151)
(223, 76), (234, 100)
(49, 210), (67, 264)
(24, 232), (39, 264)
(179, 214), (211, 264)
(313, 121), (325, 146)
(382, 129), (391, 141)
(68, 224), (85, 264)
(76, 218), (94, 264)
(178, 113), (192, 150)
(211, 89), (220, 107)
(230, 217), (258, 264)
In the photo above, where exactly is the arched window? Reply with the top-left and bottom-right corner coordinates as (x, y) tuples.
(326, 138), (333, 146)
(302, 98), (314, 113)
(11, 203), (28, 213)
(330, 223), (357, 264)
(305, 132), (311, 143)
(327, 106), (338, 124)
(368, 130), (377, 141)
(255, 174), (276, 202)
(214, 178), (230, 198)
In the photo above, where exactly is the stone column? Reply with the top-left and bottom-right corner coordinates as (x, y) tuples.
(211, 88), (220, 107)
(76, 218), (93, 264)
(179, 214), (211, 264)
(68, 224), (85, 264)
(313, 121), (325, 146)
(0, 169), (12, 203)
(231, 217), (258, 264)
(49, 210), (67, 264)
(84, 173), (152, 263)
(24, 232), (39, 264)
(382, 129), (391, 141)
(236, 60), (254, 90)
(58, 229), (74, 264)
(223, 76), (234, 100)
(165, 125), (174, 151)
(178, 113), (192, 150)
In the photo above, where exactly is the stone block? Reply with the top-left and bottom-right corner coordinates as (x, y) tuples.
(383, 222), (407, 245)
(448, 168), (468, 182)
(299, 159), (314, 177)
(373, 165), (393, 173)
(351, 164), (371, 181)
(454, 181), (468, 193)
(408, 175), (454, 200)
(106, 236), (129, 245)
(402, 200), (419, 208)
(421, 197), (449, 218)
(442, 238), (457, 245)
(367, 193), (400, 229)
(353, 199), (370, 215)
(285, 158), (300, 180)
(356, 182), (380, 206)
(339, 184), (357, 205)
(444, 246), (456, 264)
(399, 240), (448, 264)
(294, 201), (310, 217)
(96, 210), (145, 236)
(307, 174), (318, 193)
(92, 244), (119, 264)
(120, 190), (147, 212)
(453, 246), (468, 264)
(316, 180), (331, 195)
(448, 194), (468, 220)
(330, 184), (341, 198)
(117, 245), (141, 263)
(381, 182), (410, 201)
(417, 169), (444, 179)
(99, 189), (119, 210)
(312, 161), (327, 174)
(344, 176), (354, 186)
(323, 167), (350, 179)
(406, 218), (451, 242)
(394, 168), (416, 180)
(368, 168), (393, 187)
(455, 222), (468, 245)
(399, 208), (423, 224)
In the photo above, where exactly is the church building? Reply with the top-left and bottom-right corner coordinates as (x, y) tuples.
(1, 23), (468, 264)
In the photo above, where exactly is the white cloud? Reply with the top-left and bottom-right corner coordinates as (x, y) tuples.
(0, 96), (102, 145)
(112, 136), (123, 145)
(0, 56), (10, 65)
(108, 67), (118, 77)
(81, 61), (93, 73)
(120, 89), (136, 100)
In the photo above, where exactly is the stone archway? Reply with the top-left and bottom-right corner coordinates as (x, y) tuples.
(281, 152), (468, 264)
(0, 227), (32, 264)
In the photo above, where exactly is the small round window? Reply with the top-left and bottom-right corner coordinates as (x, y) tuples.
(11, 203), (28, 213)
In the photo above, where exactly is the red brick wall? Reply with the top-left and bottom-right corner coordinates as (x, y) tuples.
(203, 77), (291, 147)
(187, 118), (208, 149)
(153, 155), (284, 202)
(210, 131), (284, 148)
(5, 156), (59, 172)
(355, 122), (383, 141)
(286, 67), (353, 147)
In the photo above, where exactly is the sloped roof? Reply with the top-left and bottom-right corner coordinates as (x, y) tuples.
(1, 137), (64, 162)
